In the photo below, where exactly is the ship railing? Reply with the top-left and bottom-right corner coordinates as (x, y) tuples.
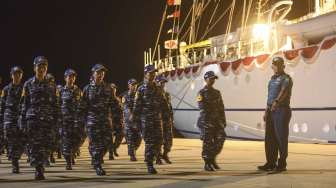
(155, 39), (271, 72)
(287, 3), (336, 25)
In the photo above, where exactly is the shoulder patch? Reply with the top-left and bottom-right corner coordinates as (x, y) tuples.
(122, 96), (126, 103)
(1, 90), (4, 98)
(197, 94), (203, 102)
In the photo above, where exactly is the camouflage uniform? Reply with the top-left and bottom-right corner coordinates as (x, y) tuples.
(0, 77), (4, 160)
(59, 70), (82, 169)
(19, 57), (58, 177)
(109, 86), (123, 158)
(81, 64), (116, 175)
(46, 73), (61, 164)
(197, 71), (226, 171)
(122, 79), (141, 161)
(161, 89), (174, 160)
(0, 67), (24, 173)
(133, 65), (167, 174)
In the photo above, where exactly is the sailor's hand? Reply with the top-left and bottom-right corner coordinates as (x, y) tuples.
(271, 101), (278, 112)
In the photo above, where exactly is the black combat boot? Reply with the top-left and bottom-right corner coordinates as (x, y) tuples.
(109, 152), (115, 160)
(211, 158), (220, 170)
(57, 151), (62, 159)
(94, 165), (106, 176)
(12, 160), (20, 174)
(147, 162), (157, 174)
(113, 148), (119, 157)
(65, 156), (72, 170)
(204, 159), (215, 171)
(155, 155), (163, 165)
(162, 151), (172, 164)
(50, 153), (56, 164)
(35, 165), (45, 180)
(130, 155), (137, 162)
(257, 163), (276, 171)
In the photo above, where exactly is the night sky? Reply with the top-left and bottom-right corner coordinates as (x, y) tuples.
(0, 0), (311, 93)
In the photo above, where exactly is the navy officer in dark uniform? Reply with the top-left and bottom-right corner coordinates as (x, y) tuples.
(197, 71), (227, 171)
(258, 57), (293, 172)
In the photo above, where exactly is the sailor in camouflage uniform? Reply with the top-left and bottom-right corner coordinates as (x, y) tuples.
(109, 83), (123, 159)
(59, 69), (82, 170)
(45, 73), (61, 165)
(132, 65), (167, 174)
(19, 56), (59, 180)
(155, 75), (174, 164)
(122, 78), (141, 161)
(81, 64), (117, 176)
(197, 71), (227, 171)
(0, 67), (24, 173)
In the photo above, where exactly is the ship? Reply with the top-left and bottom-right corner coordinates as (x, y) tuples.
(145, 0), (336, 143)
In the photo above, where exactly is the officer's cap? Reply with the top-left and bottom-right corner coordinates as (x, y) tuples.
(155, 75), (168, 83)
(272, 57), (285, 67)
(64, 69), (77, 77)
(91, 64), (107, 73)
(33, 56), (48, 66)
(144, 64), (156, 74)
(10, 66), (23, 75)
(204, 71), (218, 80)
(128, 78), (137, 85)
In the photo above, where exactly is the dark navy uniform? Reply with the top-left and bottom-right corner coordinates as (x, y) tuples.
(197, 71), (226, 171)
(0, 67), (24, 173)
(133, 65), (167, 174)
(261, 57), (293, 171)
(81, 64), (115, 175)
(122, 79), (141, 161)
(59, 69), (82, 170)
(19, 56), (58, 179)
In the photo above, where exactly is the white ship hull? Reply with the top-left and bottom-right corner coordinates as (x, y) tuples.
(166, 36), (336, 143)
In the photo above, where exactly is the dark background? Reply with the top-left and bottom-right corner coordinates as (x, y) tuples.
(0, 0), (311, 93)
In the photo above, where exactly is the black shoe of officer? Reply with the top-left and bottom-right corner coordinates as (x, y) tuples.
(130, 155), (137, 162)
(35, 166), (45, 180)
(204, 160), (215, 171)
(211, 158), (220, 170)
(275, 165), (287, 172)
(109, 153), (115, 160)
(94, 165), (106, 176)
(12, 160), (20, 174)
(147, 165), (158, 174)
(162, 152), (172, 164)
(258, 163), (276, 171)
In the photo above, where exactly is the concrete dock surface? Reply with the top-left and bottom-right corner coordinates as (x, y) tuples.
(0, 138), (336, 188)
